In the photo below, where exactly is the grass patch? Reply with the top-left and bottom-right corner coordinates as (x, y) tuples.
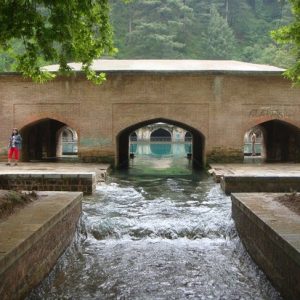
(275, 192), (300, 215)
(0, 190), (38, 220)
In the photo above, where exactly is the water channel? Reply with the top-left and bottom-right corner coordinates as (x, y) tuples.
(28, 143), (281, 299)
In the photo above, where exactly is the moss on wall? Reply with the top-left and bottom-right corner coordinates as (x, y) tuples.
(207, 147), (243, 163)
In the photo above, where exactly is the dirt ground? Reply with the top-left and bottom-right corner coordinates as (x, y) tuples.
(0, 190), (37, 221)
(275, 193), (300, 215)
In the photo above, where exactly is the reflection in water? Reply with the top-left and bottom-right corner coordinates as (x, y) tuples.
(130, 142), (191, 157)
(150, 143), (172, 156)
(27, 172), (281, 300)
(130, 143), (137, 153)
(129, 143), (193, 176)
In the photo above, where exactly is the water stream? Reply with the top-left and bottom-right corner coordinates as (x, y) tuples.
(28, 170), (281, 299)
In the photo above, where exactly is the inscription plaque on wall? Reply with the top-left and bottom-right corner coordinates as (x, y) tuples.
(244, 104), (297, 120)
(248, 107), (293, 119)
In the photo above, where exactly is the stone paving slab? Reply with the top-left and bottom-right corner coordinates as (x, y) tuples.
(0, 162), (110, 182)
(209, 163), (300, 194)
(0, 162), (110, 194)
(210, 163), (300, 178)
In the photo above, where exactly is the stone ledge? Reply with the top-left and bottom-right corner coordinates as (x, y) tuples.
(0, 173), (96, 195)
(232, 193), (300, 300)
(0, 191), (82, 300)
(221, 175), (300, 195)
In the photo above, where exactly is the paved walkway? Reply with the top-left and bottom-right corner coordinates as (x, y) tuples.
(210, 163), (300, 181)
(0, 162), (110, 181)
(210, 163), (300, 194)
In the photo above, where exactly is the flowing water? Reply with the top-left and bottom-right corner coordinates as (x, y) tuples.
(28, 143), (281, 299)
(28, 168), (281, 300)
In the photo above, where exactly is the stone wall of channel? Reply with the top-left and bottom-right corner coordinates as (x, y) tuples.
(0, 173), (96, 195)
(232, 194), (300, 300)
(0, 192), (82, 300)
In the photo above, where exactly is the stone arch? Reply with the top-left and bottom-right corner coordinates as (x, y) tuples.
(17, 114), (78, 134)
(243, 125), (265, 159)
(150, 128), (172, 142)
(56, 126), (78, 157)
(116, 118), (205, 169)
(20, 118), (78, 161)
(245, 119), (300, 162)
(185, 131), (192, 142)
(129, 131), (137, 142)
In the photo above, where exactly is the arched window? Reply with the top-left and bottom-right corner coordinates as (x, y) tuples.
(244, 126), (264, 158)
(58, 127), (78, 156)
(185, 131), (192, 142)
(150, 128), (171, 142)
(130, 132), (137, 142)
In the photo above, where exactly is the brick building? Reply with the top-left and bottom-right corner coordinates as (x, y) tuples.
(0, 60), (299, 168)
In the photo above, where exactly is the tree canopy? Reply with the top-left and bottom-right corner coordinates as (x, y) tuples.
(111, 0), (295, 66)
(0, 0), (115, 83)
(0, 0), (299, 85)
(272, 0), (300, 83)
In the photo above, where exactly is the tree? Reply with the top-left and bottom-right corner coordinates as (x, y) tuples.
(272, 0), (300, 83)
(0, 0), (116, 83)
(201, 5), (237, 59)
(111, 0), (194, 58)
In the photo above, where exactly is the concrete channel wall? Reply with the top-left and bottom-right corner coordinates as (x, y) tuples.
(232, 193), (300, 300)
(0, 191), (82, 300)
(0, 172), (96, 195)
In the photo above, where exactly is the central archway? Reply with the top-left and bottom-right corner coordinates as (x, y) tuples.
(116, 118), (205, 169)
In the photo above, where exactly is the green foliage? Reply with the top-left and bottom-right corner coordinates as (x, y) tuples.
(111, 0), (194, 58)
(272, 0), (300, 83)
(0, 0), (298, 82)
(201, 6), (237, 59)
(111, 0), (295, 66)
(0, 0), (115, 84)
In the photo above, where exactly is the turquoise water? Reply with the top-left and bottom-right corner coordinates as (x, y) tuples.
(130, 142), (192, 157)
(128, 142), (193, 176)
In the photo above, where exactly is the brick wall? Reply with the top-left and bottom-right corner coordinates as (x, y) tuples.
(0, 173), (96, 195)
(1, 73), (300, 165)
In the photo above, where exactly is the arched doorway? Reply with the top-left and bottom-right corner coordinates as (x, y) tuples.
(56, 126), (78, 158)
(117, 118), (205, 169)
(150, 128), (171, 142)
(244, 126), (265, 160)
(260, 120), (300, 162)
(244, 120), (300, 162)
(20, 118), (76, 161)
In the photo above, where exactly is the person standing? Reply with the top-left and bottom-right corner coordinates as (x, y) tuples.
(7, 128), (22, 166)
(251, 132), (256, 156)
